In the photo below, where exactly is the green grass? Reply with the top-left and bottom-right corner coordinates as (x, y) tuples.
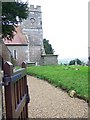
(14, 66), (21, 70)
(27, 65), (89, 100)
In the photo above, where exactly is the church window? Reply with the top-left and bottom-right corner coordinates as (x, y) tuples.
(13, 50), (17, 59)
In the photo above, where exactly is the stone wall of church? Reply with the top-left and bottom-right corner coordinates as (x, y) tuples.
(29, 46), (42, 64)
(0, 41), (12, 62)
(7, 45), (29, 65)
(22, 29), (43, 46)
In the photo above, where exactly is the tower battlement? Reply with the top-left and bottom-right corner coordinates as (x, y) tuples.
(29, 5), (41, 12)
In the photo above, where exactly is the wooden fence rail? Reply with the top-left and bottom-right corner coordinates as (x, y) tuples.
(3, 61), (30, 119)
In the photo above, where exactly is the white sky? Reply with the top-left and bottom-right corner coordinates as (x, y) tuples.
(22, 0), (89, 59)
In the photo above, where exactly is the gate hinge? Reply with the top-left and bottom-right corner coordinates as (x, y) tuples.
(3, 76), (11, 86)
(0, 81), (9, 86)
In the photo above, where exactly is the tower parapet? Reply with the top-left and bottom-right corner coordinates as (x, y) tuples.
(29, 5), (41, 12)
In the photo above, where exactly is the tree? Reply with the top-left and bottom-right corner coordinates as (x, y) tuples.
(1, 2), (29, 40)
(69, 58), (82, 65)
(43, 38), (54, 54)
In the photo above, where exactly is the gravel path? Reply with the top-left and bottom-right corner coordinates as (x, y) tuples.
(27, 75), (88, 118)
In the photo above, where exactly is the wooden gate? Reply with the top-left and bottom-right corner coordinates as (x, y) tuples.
(3, 61), (30, 119)
(0, 67), (3, 120)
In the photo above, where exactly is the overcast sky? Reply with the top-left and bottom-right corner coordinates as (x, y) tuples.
(22, 0), (88, 60)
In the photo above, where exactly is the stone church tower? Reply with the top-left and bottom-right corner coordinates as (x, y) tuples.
(21, 5), (45, 64)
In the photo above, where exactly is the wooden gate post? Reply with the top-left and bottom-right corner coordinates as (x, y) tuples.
(3, 61), (29, 119)
(0, 67), (3, 120)
(22, 62), (29, 118)
(3, 61), (15, 118)
(22, 61), (26, 68)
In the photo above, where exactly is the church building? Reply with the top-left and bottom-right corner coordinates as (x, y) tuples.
(4, 5), (58, 65)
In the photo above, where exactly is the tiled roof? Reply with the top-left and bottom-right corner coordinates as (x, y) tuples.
(4, 26), (28, 45)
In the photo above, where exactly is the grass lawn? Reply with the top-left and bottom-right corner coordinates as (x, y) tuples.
(27, 65), (89, 101)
